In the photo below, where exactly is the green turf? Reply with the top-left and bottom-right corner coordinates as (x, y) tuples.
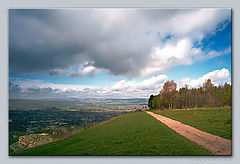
(13, 112), (212, 156)
(154, 108), (231, 140)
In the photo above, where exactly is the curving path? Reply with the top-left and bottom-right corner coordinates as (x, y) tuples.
(146, 111), (232, 155)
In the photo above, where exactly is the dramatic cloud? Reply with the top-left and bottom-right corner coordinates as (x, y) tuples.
(9, 69), (230, 99)
(9, 9), (231, 78)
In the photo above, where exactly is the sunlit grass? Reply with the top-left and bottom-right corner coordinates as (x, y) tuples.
(154, 108), (231, 140)
(13, 112), (212, 156)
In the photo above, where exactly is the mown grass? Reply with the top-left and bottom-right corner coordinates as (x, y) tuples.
(154, 108), (231, 140)
(13, 112), (212, 156)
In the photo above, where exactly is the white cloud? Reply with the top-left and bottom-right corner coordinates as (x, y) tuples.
(142, 38), (199, 77)
(177, 68), (230, 89)
(141, 36), (231, 77)
(9, 74), (167, 98)
(170, 9), (230, 39)
(110, 75), (167, 91)
(11, 79), (94, 92)
(9, 69), (230, 99)
(136, 75), (167, 90)
(111, 80), (135, 91)
(104, 74), (167, 97)
(69, 65), (105, 77)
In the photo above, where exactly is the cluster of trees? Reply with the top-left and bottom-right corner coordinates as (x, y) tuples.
(148, 79), (232, 110)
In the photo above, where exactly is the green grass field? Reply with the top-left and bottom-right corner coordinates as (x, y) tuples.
(12, 112), (212, 156)
(154, 108), (231, 140)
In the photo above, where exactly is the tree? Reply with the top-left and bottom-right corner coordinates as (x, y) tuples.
(222, 83), (232, 106)
(179, 85), (188, 108)
(148, 78), (232, 110)
(161, 81), (177, 95)
(203, 79), (215, 107)
(160, 81), (177, 109)
(203, 79), (214, 92)
(151, 95), (160, 109)
(148, 95), (156, 109)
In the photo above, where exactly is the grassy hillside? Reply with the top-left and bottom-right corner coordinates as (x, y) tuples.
(13, 112), (212, 156)
(154, 108), (231, 140)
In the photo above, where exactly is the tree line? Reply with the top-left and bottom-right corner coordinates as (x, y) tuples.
(148, 79), (232, 110)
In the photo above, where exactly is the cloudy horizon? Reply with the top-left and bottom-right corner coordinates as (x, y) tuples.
(9, 9), (231, 99)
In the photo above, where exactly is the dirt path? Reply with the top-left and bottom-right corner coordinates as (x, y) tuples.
(146, 111), (232, 155)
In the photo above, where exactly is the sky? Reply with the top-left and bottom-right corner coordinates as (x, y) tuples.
(9, 8), (232, 99)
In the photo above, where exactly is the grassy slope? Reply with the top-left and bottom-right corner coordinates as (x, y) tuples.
(14, 112), (211, 156)
(154, 108), (231, 140)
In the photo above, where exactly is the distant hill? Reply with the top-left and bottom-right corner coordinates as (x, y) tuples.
(9, 98), (148, 111)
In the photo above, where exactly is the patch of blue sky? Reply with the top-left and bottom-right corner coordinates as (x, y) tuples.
(57, 72), (121, 87)
(198, 21), (231, 53)
(165, 20), (231, 82)
(165, 53), (231, 82)
(71, 66), (79, 72)
(154, 31), (174, 42)
(9, 73), (54, 83)
(162, 33), (174, 42)
(9, 72), (128, 87)
(145, 31), (174, 43)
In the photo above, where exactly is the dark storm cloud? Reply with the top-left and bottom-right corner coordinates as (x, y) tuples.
(9, 10), (90, 75)
(9, 9), (162, 77)
(9, 9), (231, 78)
